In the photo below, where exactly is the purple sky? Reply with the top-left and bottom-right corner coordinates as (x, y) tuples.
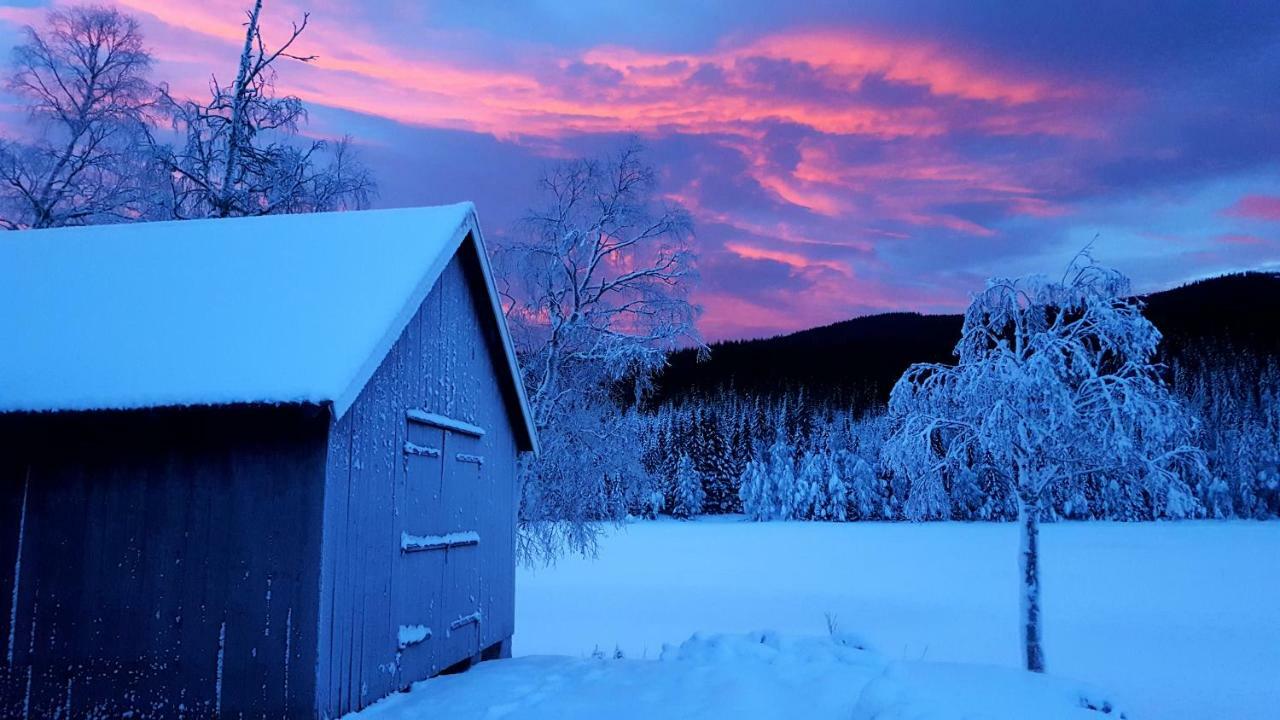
(2, 1), (1278, 340)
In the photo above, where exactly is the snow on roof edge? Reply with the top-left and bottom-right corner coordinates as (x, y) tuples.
(327, 210), (470, 420)
(466, 208), (540, 456)
(327, 206), (539, 456)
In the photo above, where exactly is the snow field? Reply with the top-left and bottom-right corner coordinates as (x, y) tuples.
(344, 520), (1278, 719)
(515, 519), (1280, 719)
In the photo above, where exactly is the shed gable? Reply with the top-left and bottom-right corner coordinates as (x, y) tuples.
(316, 248), (521, 717)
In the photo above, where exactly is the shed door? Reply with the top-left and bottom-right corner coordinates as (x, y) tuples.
(396, 411), (485, 675)
(396, 419), (445, 679)
(438, 429), (484, 663)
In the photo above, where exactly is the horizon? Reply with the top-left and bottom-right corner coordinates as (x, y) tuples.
(685, 268), (1280, 346)
(1, 1), (1277, 341)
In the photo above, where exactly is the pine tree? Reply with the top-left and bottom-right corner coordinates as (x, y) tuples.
(726, 422), (748, 513)
(841, 451), (882, 520)
(695, 407), (736, 513)
(823, 453), (848, 521)
(739, 459), (767, 520)
(1054, 469), (1090, 520)
(951, 467), (987, 519)
(795, 451), (826, 520)
(672, 454), (705, 519)
(768, 437), (796, 519)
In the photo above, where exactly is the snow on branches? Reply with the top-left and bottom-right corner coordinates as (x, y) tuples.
(882, 255), (1206, 522)
(150, 0), (373, 218)
(672, 454), (706, 519)
(498, 141), (704, 562)
(880, 253), (1207, 672)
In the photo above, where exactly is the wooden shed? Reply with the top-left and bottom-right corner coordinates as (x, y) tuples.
(0, 204), (538, 719)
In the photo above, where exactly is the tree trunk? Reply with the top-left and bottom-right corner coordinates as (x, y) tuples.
(1019, 501), (1046, 672)
(219, 0), (264, 217)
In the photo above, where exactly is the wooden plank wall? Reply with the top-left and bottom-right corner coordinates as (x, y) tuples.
(0, 405), (329, 719)
(316, 244), (521, 718)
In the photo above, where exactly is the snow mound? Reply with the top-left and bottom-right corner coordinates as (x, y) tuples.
(660, 629), (873, 665)
(343, 632), (1124, 720)
(853, 661), (1126, 720)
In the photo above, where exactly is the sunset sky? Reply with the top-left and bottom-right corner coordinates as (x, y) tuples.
(2, 0), (1277, 340)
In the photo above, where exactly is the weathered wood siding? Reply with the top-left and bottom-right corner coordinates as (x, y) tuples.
(0, 405), (329, 719)
(316, 241), (521, 718)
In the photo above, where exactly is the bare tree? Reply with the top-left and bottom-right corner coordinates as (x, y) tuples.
(496, 140), (704, 562)
(149, 0), (374, 218)
(0, 5), (153, 229)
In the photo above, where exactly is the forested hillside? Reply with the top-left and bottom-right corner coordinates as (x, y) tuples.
(655, 272), (1280, 410)
(635, 273), (1280, 522)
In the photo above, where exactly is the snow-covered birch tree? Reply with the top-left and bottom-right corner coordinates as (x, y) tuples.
(881, 253), (1206, 672)
(0, 6), (154, 229)
(496, 140), (703, 562)
(149, 0), (374, 218)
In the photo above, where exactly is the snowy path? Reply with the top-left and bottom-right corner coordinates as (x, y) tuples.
(514, 519), (1280, 719)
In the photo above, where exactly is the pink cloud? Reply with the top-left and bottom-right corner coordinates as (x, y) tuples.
(67, 2), (1099, 145)
(724, 242), (851, 275)
(0, 6), (47, 26)
(0, 1), (1097, 253)
(1217, 233), (1274, 246)
(3, 1), (1198, 343)
(1224, 195), (1280, 222)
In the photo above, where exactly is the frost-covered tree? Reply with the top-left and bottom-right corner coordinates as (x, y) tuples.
(690, 407), (736, 513)
(496, 141), (702, 560)
(768, 437), (797, 520)
(739, 459), (767, 520)
(149, 0), (373, 218)
(671, 454), (705, 519)
(1181, 358), (1280, 518)
(820, 454), (848, 521)
(795, 450), (827, 520)
(902, 465), (950, 521)
(840, 451), (881, 520)
(881, 254), (1206, 672)
(0, 5), (153, 229)
(949, 466), (987, 519)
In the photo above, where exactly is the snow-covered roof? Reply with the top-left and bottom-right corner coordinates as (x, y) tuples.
(0, 204), (538, 453)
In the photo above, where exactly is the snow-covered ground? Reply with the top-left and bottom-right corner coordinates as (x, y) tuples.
(351, 519), (1279, 719)
(518, 519), (1280, 719)
(352, 631), (1121, 719)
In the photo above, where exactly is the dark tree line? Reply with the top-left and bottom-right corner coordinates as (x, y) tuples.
(640, 351), (1279, 523)
(653, 273), (1280, 414)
